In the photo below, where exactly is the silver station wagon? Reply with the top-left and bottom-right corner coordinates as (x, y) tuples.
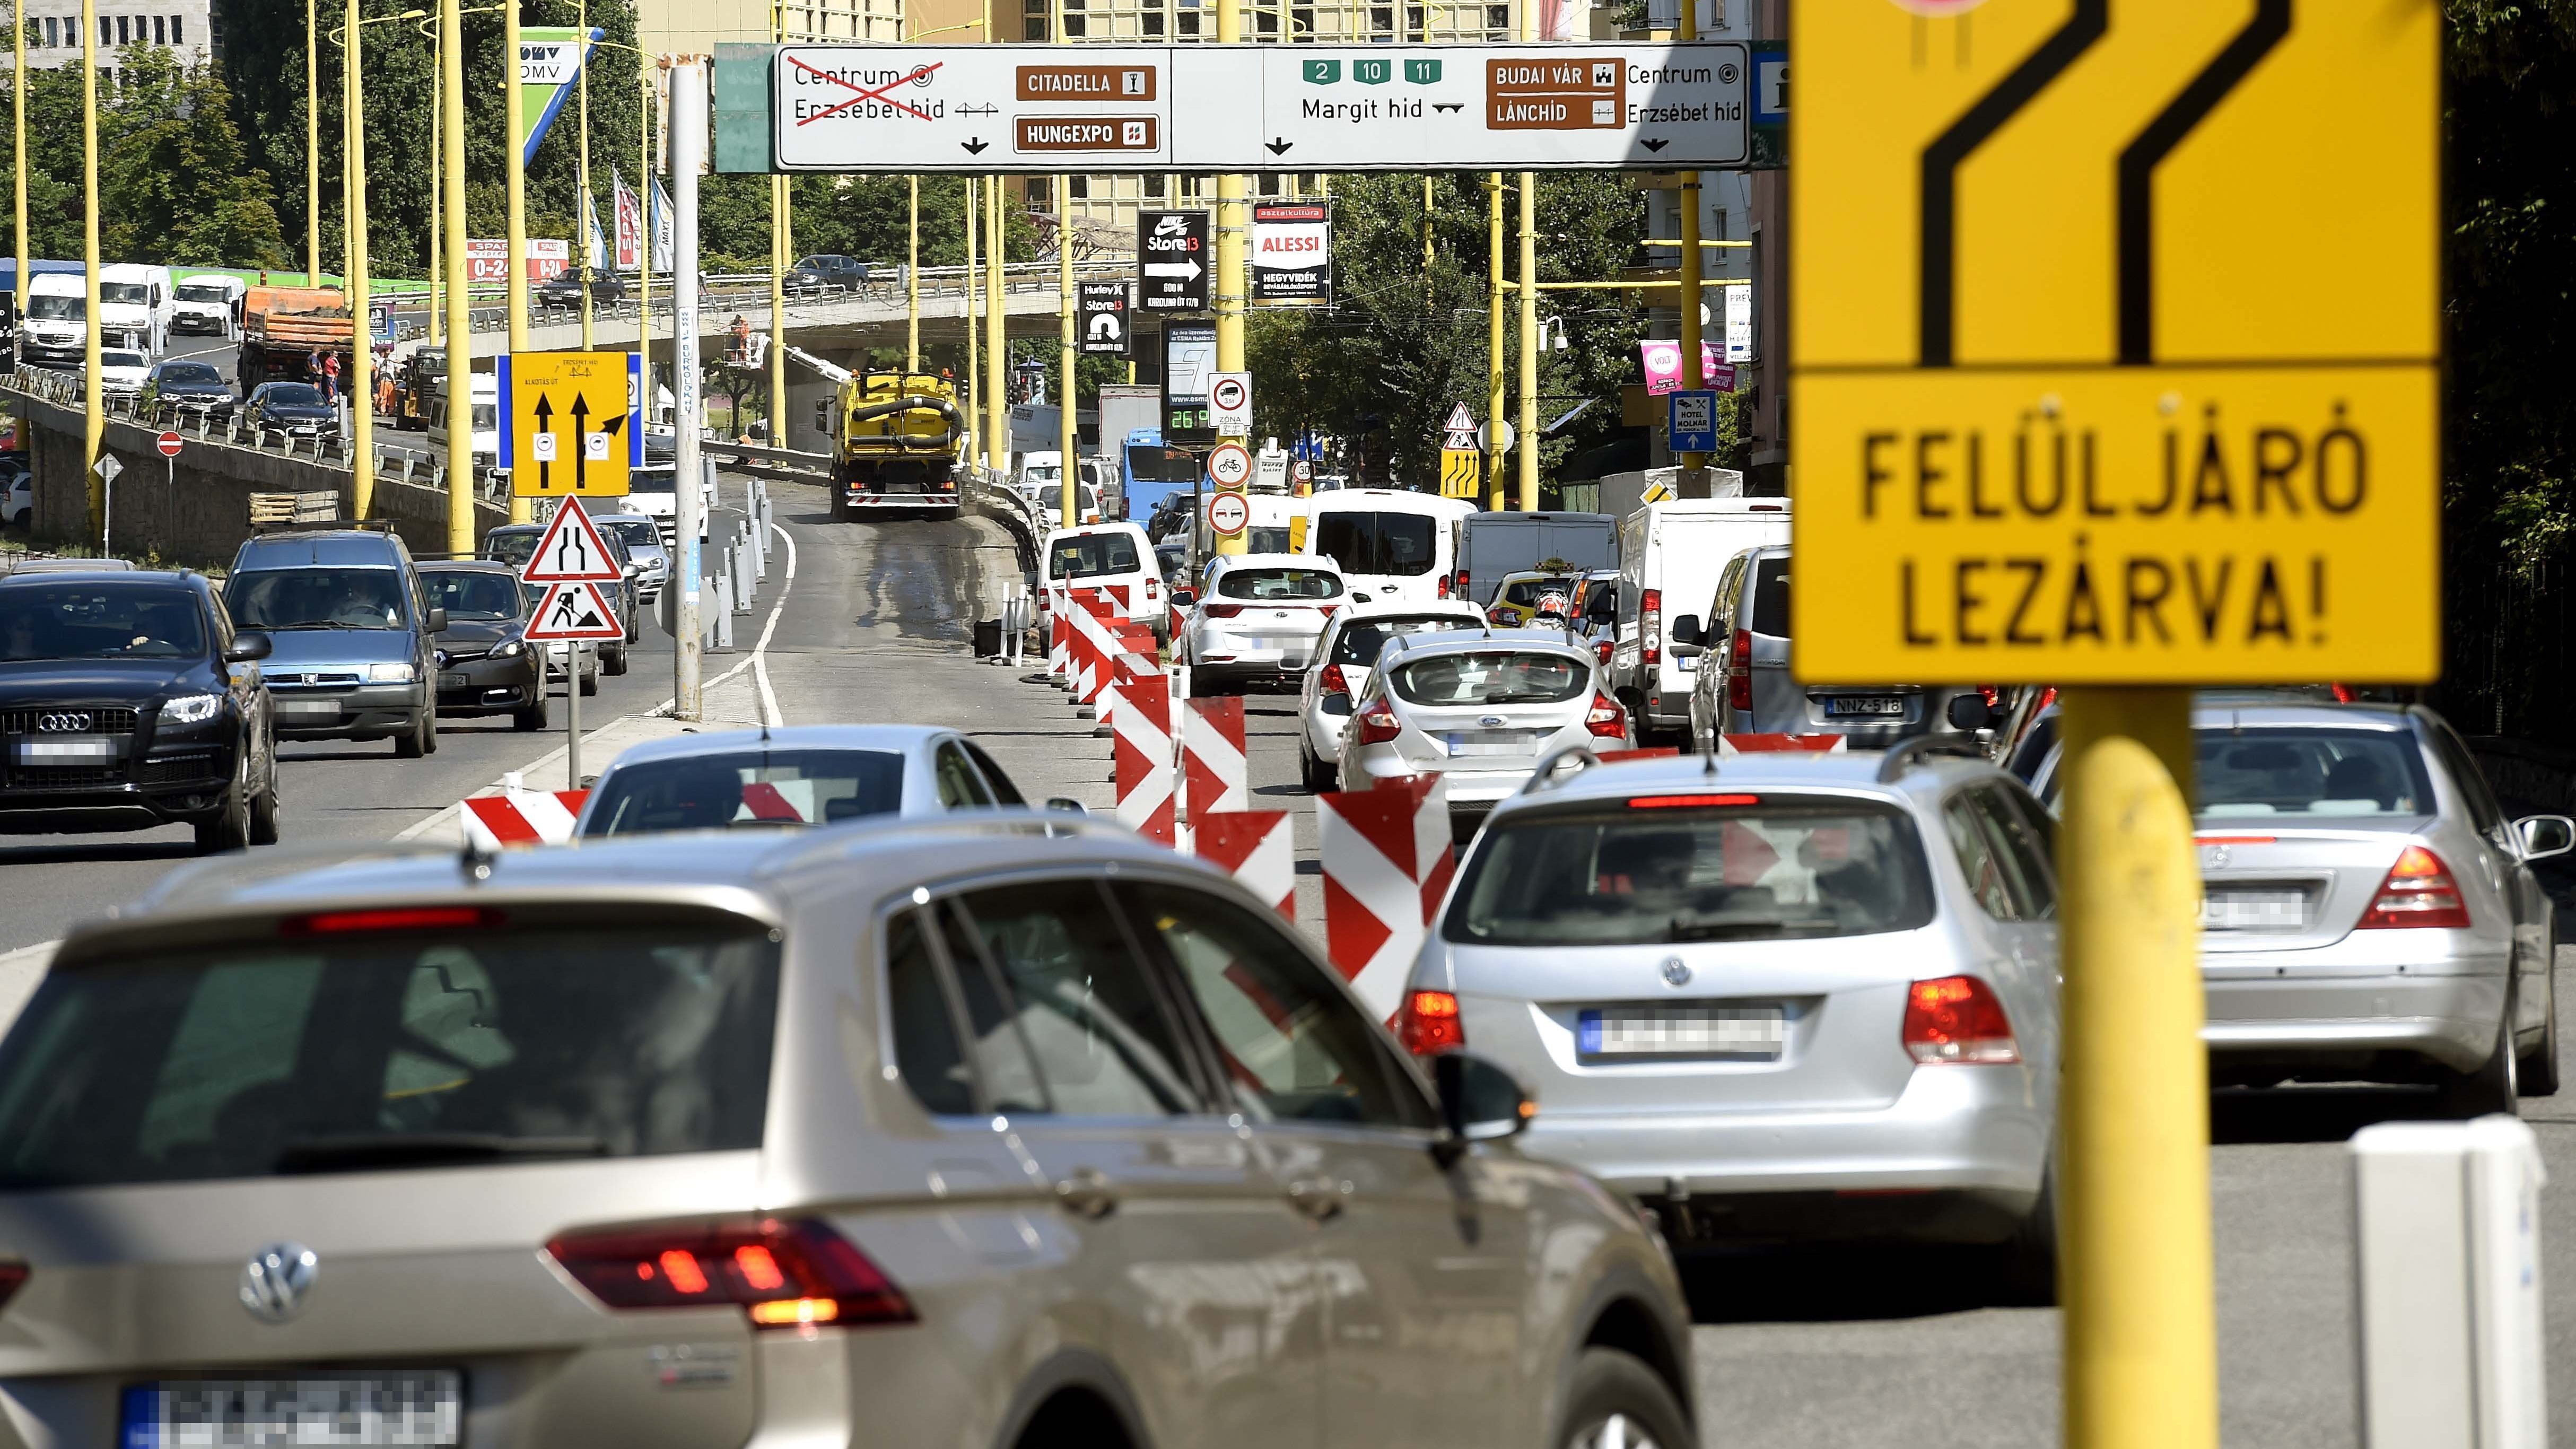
(1399, 744), (2062, 1288)
(0, 816), (1694, 1449)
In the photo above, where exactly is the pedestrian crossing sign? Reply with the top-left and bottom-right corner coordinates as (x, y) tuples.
(523, 580), (626, 641)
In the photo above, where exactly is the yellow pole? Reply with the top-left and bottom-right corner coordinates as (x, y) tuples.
(504, 0), (529, 522)
(984, 174), (1003, 475)
(963, 176), (979, 465)
(12, 0), (25, 330)
(1053, 0), (1073, 527)
(427, 25), (440, 347)
(638, 62), (652, 403)
(2056, 687), (2216, 1449)
(1211, 0), (1245, 555)
(1671, 0), (1706, 493)
(307, 0), (320, 281)
(1486, 171), (1505, 511)
(439, 0), (470, 554)
(1514, 0), (1536, 510)
(346, 0), (373, 517)
(577, 0), (592, 351)
(770, 171), (788, 441)
(78, 0), (98, 538)
(905, 176), (919, 372)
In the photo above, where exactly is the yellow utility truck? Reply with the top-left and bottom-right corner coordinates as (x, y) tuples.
(817, 369), (968, 521)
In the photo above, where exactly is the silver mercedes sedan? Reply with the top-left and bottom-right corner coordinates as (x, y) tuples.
(0, 815), (1694, 1449)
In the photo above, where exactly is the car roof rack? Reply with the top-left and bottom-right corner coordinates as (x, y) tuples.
(1874, 732), (1987, 783)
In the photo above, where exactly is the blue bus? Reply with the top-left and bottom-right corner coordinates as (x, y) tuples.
(1120, 427), (1201, 531)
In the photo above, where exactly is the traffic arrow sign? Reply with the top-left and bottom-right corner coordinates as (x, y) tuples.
(524, 580), (626, 642)
(521, 494), (624, 583)
(500, 350), (641, 498)
(1144, 259), (1202, 280)
(93, 455), (121, 483)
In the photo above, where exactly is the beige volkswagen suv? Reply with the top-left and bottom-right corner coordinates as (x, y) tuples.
(0, 816), (1692, 1449)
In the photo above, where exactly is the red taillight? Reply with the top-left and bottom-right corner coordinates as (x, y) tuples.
(2035, 686), (2057, 713)
(1398, 989), (1464, 1054)
(1640, 588), (1661, 669)
(1629, 793), (1759, 808)
(1594, 638), (1613, 666)
(1978, 685), (2003, 709)
(1320, 663), (1351, 699)
(547, 1218), (913, 1330)
(1585, 692), (1627, 740)
(1201, 603), (1245, 619)
(1726, 630), (1752, 712)
(284, 906), (503, 936)
(2359, 845), (2471, 929)
(1438, 574), (1453, 599)
(2331, 682), (2355, 703)
(1902, 976), (2020, 1064)
(1144, 580), (1158, 599)
(1355, 698), (1401, 745)
(0, 1262), (26, 1313)
(1454, 570), (1469, 599)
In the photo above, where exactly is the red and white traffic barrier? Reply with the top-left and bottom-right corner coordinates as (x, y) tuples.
(1072, 592), (1123, 708)
(1317, 774), (1456, 1017)
(1111, 651), (1175, 844)
(1719, 734), (1852, 754)
(1193, 809), (1294, 920)
(1181, 696), (1249, 819)
(461, 786), (589, 850)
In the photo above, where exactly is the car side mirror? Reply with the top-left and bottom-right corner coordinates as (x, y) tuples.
(1172, 587), (1198, 607)
(623, 563), (640, 578)
(1430, 1052), (1534, 1166)
(1043, 797), (1088, 814)
(223, 631), (272, 664)
(1669, 640), (1705, 658)
(2516, 814), (2575, 861)
(423, 607), (448, 633)
(1669, 614), (1704, 646)
(1945, 694), (1994, 732)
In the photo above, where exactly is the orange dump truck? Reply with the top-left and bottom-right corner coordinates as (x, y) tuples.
(238, 286), (354, 390)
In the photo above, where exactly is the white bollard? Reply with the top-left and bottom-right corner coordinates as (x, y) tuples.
(733, 544), (753, 611)
(2352, 1115), (2548, 1449)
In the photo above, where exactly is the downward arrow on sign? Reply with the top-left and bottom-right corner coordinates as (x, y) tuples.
(962, 137), (989, 154)
(1265, 137), (1293, 155)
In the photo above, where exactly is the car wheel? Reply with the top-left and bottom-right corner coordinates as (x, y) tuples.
(2000, 1161), (2058, 1305)
(579, 666), (599, 697)
(193, 755), (251, 854)
(247, 741), (282, 846)
(395, 712), (426, 758)
(1553, 1349), (1689, 1449)
(2442, 977), (2520, 1119)
(603, 644), (629, 676)
(2518, 948), (2560, 1097)
(513, 691), (551, 731)
(1299, 740), (1337, 795)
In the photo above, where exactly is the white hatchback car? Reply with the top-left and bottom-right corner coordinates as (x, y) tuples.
(1338, 630), (1630, 827)
(1297, 600), (1484, 792)
(1181, 553), (1347, 692)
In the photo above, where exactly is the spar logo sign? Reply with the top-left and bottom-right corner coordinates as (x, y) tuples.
(1252, 200), (1333, 305)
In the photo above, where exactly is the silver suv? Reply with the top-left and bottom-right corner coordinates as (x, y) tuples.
(0, 816), (1694, 1449)
(1399, 744), (2061, 1287)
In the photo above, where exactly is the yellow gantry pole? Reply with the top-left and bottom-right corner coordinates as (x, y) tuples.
(306, 0), (320, 281)
(983, 172), (1003, 475)
(503, 0), (530, 522)
(2056, 687), (2216, 1449)
(1211, 0), (1246, 554)
(427, 22), (441, 346)
(577, 0), (592, 351)
(346, 0), (373, 517)
(12, 0), (25, 330)
(1486, 171), (1504, 510)
(638, 60), (652, 398)
(439, 0), (470, 554)
(906, 176), (919, 371)
(78, 0), (98, 538)
(1674, 0), (1705, 491)
(767, 0), (788, 448)
(963, 176), (979, 465)
(1053, 0), (1073, 528)
(1513, 0), (1536, 510)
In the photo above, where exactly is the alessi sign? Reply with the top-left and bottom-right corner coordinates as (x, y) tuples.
(1252, 200), (1332, 305)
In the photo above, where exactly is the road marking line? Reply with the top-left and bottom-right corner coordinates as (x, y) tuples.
(754, 521), (797, 728)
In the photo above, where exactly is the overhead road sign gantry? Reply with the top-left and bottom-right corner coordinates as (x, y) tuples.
(753, 42), (1754, 173)
(499, 350), (645, 499)
(1791, 0), (2438, 687)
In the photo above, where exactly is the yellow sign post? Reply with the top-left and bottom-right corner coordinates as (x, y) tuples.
(1791, 7), (2440, 1449)
(1439, 448), (1482, 500)
(500, 350), (643, 499)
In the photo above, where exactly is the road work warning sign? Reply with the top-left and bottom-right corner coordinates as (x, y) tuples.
(1789, 0), (2439, 685)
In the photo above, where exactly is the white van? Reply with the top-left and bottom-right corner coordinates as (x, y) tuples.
(19, 272), (85, 366)
(1608, 496), (1793, 740)
(1041, 520), (1166, 641)
(171, 274), (247, 338)
(1300, 488), (1475, 606)
(97, 263), (173, 355)
(427, 371), (501, 472)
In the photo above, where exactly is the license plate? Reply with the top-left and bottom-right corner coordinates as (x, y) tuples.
(274, 699), (340, 717)
(1445, 731), (1534, 756)
(120, 1372), (462, 1447)
(2202, 889), (2309, 931)
(439, 672), (470, 689)
(1824, 696), (1906, 717)
(1580, 1006), (1785, 1060)
(16, 738), (114, 760)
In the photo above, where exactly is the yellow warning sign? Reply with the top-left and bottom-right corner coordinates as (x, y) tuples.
(501, 350), (640, 499)
(1439, 448), (1481, 500)
(1790, 0), (2439, 685)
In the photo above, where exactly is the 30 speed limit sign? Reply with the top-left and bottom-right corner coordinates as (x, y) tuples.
(1206, 442), (1253, 488)
(1207, 492), (1251, 537)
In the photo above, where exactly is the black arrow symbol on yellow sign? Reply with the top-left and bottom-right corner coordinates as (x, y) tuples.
(570, 394), (591, 490)
(531, 394), (554, 491)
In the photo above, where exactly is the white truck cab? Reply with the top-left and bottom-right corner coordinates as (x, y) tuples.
(172, 274), (247, 339)
(97, 263), (174, 355)
(19, 272), (85, 366)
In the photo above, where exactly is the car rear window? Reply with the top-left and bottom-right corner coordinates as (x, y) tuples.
(0, 918), (780, 1186)
(1446, 798), (1938, 946)
(1389, 650), (1587, 706)
(483, 531), (540, 568)
(1218, 566), (1343, 601)
(1330, 615), (1473, 667)
(1749, 556), (1789, 636)
(1050, 532), (1140, 580)
(1501, 578), (1577, 608)
(2195, 728), (2433, 818)
(583, 748), (907, 833)
(1313, 511), (1436, 577)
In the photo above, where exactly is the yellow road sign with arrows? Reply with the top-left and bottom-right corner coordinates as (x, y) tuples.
(499, 350), (643, 499)
(1439, 448), (1481, 500)
(1790, 0), (2439, 685)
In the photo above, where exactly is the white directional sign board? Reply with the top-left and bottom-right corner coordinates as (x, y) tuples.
(771, 42), (1748, 172)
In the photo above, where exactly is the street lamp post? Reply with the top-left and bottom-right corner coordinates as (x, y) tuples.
(439, 0), (470, 555)
(78, 0), (98, 537)
(503, 0), (530, 523)
(344, 0), (373, 517)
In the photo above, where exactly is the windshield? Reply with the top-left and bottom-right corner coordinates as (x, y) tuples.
(1447, 799), (1938, 946)
(583, 748), (907, 833)
(1126, 444), (1200, 484)
(483, 531), (540, 568)
(175, 282), (231, 303)
(1749, 556), (1789, 635)
(155, 362), (222, 385)
(226, 569), (407, 630)
(1050, 532), (1141, 580)
(470, 404), (497, 432)
(628, 468), (677, 494)
(0, 919), (780, 1187)
(27, 294), (82, 320)
(1247, 526), (1291, 554)
(1390, 650), (1587, 706)
(2194, 728), (2433, 818)
(101, 351), (148, 370)
(1025, 465), (1062, 486)
(1330, 615), (1473, 667)
(262, 383), (323, 407)
(1314, 510), (1436, 577)
(600, 519), (660, 551)
(421, 570), (522, 621)
(0, 583), (206, 661)
(1218, 566), (1342, 600)
(98, 281), (150, 305)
